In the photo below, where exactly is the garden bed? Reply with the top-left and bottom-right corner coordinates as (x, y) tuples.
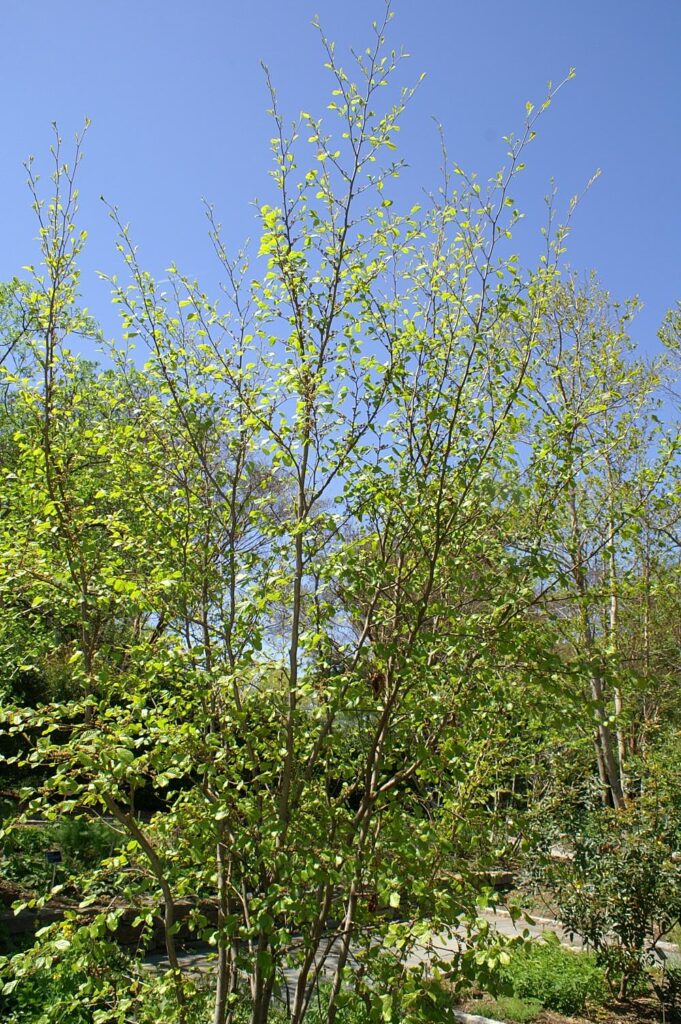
(462, 994), (662, 1024)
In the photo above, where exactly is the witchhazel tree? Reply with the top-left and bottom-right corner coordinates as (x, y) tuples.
(0, 9), (679, 1024)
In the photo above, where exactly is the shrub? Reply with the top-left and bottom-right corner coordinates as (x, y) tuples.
(540, 806), (681, 999)
(474, 995), (542, 1023)
(0, 919), (211, 1024)
(502, 933), (607, 1015)
(54, 817), (116, 870)
(303, 992), (372, 1024)
(0, 825), (53, 893)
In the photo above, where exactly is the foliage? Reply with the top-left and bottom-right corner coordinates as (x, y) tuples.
(1, 927), (147, 1024)
(536, 807), (681, 1000)
(473, 995), (543, 1023)
(0, 8), (679, 1024)
(1, 819), (116, 893)
(500, 933), (607, 1015)
(0, 918), (216, 1024)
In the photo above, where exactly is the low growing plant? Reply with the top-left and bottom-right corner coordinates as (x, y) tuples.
(501, 933), (607, 1015)
(474, 996), (542, 1023)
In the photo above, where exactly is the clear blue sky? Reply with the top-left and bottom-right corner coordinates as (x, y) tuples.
(1, 0), (679, 353)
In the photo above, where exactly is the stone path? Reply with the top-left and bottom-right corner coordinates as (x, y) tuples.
(480, 906), (680, 961)
(148, 906), (680, 1000)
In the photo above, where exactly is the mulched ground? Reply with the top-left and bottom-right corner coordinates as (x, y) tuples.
(539, 1000), (661, 1024)
(462, 996), (663, 1024)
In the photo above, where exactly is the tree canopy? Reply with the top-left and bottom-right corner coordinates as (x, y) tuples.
(1, 13), (680, 1024)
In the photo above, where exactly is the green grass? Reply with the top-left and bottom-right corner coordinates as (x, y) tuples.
(474, 995), (543, 1022)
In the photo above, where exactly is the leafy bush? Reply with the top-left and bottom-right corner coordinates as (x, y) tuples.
(0, 919), (210, 1024)
(54, 817), (116, 869)
(0, 825), (53, 892)
(540, 806), (681, 999)
(502, 934), (607, 1015)
(1, 931), (130, 1023)
(302, 991), (372, 1024)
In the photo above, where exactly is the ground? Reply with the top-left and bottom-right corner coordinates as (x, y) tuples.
(538, 1001), (662, 1024)
(461, 995), (663, 1024)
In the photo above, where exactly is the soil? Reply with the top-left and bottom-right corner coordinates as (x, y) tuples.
(537, 1000), (662, 1024)
(462, 996), (663, 1024)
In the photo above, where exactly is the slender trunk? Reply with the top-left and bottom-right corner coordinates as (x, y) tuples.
(594, 738), (612, 807)
(249, 930), (275, 1024)
(590, 670), (625, 809)
(638, 536), (652, 758)
(279, 396), (311, 834)
(214, 828), (239, 1024)
(613, 686), (626, 792)
(568, 487), (623, 809)
(617, 973), (628, 1002)
(605, 457), (627, 799)
(325, 746), (384, 1024)
(290, 884), (334, 1024)
(103, 798), (187, 1022)
(325, 879), (361, 1024)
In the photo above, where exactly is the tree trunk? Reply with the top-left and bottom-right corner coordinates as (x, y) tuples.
(590, 671), (625, 810)
(103, 797), (187, 1022)
(215, 829), (238, 1024)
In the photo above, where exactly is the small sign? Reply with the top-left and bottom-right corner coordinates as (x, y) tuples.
(45, 850), (62, 864)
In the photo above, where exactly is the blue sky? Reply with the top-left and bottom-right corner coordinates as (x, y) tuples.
(1, 0), (679, 354)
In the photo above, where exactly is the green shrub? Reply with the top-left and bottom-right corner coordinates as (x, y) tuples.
(474, 995), (542, 1022)
(502, 934), (607, 1015)
(536, 805), (681, 999)
(303, 992), (372, 1024)
(0, 919), (211, 1024)
(0, 825), (53, 892)
(54, 817), (116, 869)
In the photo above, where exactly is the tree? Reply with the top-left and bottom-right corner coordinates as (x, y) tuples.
(523, 274), (678, 808)
(3, 13), (676, 1024)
